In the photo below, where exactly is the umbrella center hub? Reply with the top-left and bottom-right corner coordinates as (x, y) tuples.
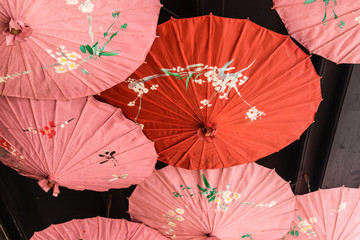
(10, 28), (21, 35)
(2, 19), (32, 46)
(198, 122), (217, 142)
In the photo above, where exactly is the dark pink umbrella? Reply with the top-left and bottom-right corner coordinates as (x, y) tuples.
(281, 187), (360, 240)
(0, 0), (161, 99)
(0, 96), (158, 196)
(129, 163), (295, 239)
(31, 217), (167, 239)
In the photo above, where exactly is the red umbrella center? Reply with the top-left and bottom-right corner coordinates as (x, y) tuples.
(198, 122), (217, 142)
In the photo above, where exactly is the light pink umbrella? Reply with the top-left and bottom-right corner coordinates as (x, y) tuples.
(31, 216), (168, 239)
(129, 163), (295, 240)
(0, 96), (157, 196)
(0, 0), (161, 99)
(273, 0), (360, 64)
(280, 187), (360, 240)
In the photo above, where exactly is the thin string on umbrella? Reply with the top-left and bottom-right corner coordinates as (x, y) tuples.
(161, 6), (181, 19)
(303, 173), (311, 193)
(106, 193), (112, 218)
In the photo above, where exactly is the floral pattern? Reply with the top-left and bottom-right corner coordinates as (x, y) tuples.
(0, 137), (24, 169)
(162, 208), (185, 239)
(99, 150), (118, 166)
(108, 174), (128, 182)
(126, 59), (265, 123)
(282, 216), (317, 239)
(304, 0), (345, 28)
(331, 202), (346, 215)
(46, 46), (83, 74)
(23, 118), (74, 139)
(0, 10), (127, 83)
(172, 174), (276, 212)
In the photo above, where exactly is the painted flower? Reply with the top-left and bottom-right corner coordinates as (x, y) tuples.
(233, 193), (241, 200)
(57, 57), (68, 65)
(55, 65), (67, 73)
(221, 191), (232, 198)
(338, 202), (346, 211)
(204, 69), (219, 82)
(66, 52), (81, 60)
(245, 106), (265, 121)
(67, 61), (78, 71)
(79, 0), (94, 13)
(168, 210), (176, 217)
(66, 0), (79, 4)
(309, 218), (317, 224)
(200, 99), (209, 106)
(127, 101), (135, 107)
(176, 215), (184, 222)
(175, 208), (184, 215)
(268, 201), (276, 207)
(224, 196), (232, 204)
(168, 222), (176, 227)
(150, 84), (159, 90)
(355, 16), (360, 24)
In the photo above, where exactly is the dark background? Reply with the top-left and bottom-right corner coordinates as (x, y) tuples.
(0, 0), (358, 239)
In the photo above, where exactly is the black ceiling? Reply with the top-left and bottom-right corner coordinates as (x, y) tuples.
(0, 0), (357, 239)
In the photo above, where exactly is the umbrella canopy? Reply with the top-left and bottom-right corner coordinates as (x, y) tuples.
(129, 163), (295, 240)
(97, 14), (322, 170)
(281, 187), (360, 240)
(273, 0), (360, 64)
(0, 96), (157, 196)
(31, 216), (167, 239)
(0, 0), (161, 99)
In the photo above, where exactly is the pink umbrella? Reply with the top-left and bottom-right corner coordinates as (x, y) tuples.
(280, 187), (360, 240)
(129, 163), (295, 240)
(0, 96), (157, 196)
(0, 0), (161, 99)
(273, 0), (360, 63)
(31, 216), (168, 239)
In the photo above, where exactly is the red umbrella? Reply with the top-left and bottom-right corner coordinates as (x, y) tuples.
(0, 96), (157, 196)
(31, 217), (167, 239)
(98, 14), (322, 169)
(0, 0), (161, 99)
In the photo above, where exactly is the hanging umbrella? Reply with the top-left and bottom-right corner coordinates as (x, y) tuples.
(129, 163), (295, 240)
(31, 216), (167, 239)
(280, 187), (360, 240)
(273, 0), (360, 64)
(0, 0), (161, 99)
(97, 14), (322, 170)
(0, 96), (157, 196)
